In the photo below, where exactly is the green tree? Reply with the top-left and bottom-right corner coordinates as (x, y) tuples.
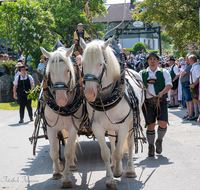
(0, 1), (18, 58)
(132, 0), (199, 54)
(0, 0), (55, 64)
(133, 42), (147, 55)
(38, 0), (107, 46)
(14, 0), (55, 61)
(161, 31), (172, 54)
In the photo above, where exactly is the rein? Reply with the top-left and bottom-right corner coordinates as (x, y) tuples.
(42, 56), (84, 127)
(126, 69), (162, 118)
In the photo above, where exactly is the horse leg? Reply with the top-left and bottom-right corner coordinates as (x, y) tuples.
(126, 122), (136, 178)
(93, 125), (117, 189)
(61, 129), (77, 171)
(112, 126), (128, 178)
(61, 128), (77, 189)
(107, 131), (116, 170)
(70, 142), (77, 171)
(47, 128), (65, 180)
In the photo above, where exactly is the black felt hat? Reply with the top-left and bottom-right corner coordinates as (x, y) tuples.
(19, 65), (28, 71)
(147, 52), (159, 60)
(169, 56), (175, 61)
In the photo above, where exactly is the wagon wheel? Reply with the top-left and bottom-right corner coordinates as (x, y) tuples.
(32, 105), (42, 155)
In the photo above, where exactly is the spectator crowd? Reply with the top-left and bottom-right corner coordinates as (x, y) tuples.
(122, 50), (200, 123)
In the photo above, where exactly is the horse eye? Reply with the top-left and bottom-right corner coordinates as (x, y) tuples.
(99, 63), (102, 66)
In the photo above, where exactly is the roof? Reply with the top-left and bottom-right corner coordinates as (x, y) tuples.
(93, 3), (134, 23)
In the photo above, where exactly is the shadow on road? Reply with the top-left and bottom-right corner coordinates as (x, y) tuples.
(8, 121), (33, 127)
(19, 140), (171, 190)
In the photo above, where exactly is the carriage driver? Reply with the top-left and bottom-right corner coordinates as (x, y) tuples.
(139, 52), (172, 157)
(73, 23), (90, 55)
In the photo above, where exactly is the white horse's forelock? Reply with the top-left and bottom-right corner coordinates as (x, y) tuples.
(46, 47), (76, 89)
(82, 40), (120, 78)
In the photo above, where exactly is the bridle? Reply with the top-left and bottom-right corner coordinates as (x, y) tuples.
(44, 59), (75, 99)
(82, 63), (107, 89)
(82, 52), (107, 89)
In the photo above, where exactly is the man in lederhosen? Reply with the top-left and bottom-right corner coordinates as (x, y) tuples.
(73, 23), (90, 55)
(139, 52), (172, 157)
(168, 56), (179, 107)
(13, 65), (34, 123)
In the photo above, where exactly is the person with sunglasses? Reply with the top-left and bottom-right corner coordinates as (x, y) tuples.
(139, 52), (172, 157)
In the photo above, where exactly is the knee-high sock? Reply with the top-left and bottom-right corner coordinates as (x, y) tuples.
(194, 104), (199, 117)
(146, 130), (155, 145)
(198, 105), (200, 115)
(174, 94), (178, 105)
(170, 95), (174, 105)
(157, 126), (167, 140)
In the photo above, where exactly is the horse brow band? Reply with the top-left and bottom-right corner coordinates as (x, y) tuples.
(52, 59), (64, 63)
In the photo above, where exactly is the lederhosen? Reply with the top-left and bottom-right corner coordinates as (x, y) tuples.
(170, 64), (179, 90)
(142, 69), (168, 125)
(17, 75), (33, 120)
(190, 68), (199, 100)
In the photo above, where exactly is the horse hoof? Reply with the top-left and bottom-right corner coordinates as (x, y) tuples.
(52, 172), (63, 180)
(70, 165), (77, 171)
(113, 171), (123, 178)
(126, 171), (136, 178)
(106, 183), (117, 189)
(61, 181), (73, 189)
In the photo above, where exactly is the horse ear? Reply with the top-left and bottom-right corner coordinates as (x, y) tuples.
(66, 44), (75, 57)
(102, 35), (114, 50)
(40, 47), (50, 58)
(79, 37), (86, 50)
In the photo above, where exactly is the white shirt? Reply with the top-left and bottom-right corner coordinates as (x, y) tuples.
(139, 67), (172, 99)
(14, 73), (34, 86)
(171, 64), (179, 75)
(190, 62), (200, 84)
(13, 71), (21, 84)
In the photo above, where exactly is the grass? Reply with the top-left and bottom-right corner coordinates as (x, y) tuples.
(0, 100), (38, 110)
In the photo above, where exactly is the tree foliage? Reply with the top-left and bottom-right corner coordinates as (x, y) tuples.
(132, 0), (199, 54)
(133, 42), (147, 55)
(0, 0), (55, 62)
(38, 0), (107, 46)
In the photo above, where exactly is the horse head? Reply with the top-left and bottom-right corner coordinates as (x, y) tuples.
(40, 45), (76, 107)
(80, 36), (120, 102)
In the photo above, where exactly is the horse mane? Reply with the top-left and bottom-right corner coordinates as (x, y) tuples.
(46, 47), (76, 89)
(83, 40), (120, 78)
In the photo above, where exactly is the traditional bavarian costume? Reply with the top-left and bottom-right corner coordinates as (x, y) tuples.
(169, 56), (179, 107)
(190, 62), (200, 100)
(14, 66), (34, 123)
(139, 52), (172, 157)
(73, 23), (90, 54)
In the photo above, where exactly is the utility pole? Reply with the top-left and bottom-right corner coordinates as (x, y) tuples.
(158, 26), (162, 56)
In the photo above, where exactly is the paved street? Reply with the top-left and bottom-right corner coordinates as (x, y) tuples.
(0, 107), (200, 190)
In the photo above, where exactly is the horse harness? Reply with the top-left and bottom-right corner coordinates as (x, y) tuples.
(82, 53), (146, 153)
(42, 57), (83, 117)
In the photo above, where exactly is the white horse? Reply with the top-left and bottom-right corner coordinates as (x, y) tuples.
(40, 45), (82, 188)
(80, 37), (144, 189)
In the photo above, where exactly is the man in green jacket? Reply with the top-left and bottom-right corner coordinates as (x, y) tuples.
(139, 52), (172, 157)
